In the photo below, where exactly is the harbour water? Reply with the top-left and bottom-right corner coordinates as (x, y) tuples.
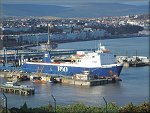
(0, 36), (149, 108)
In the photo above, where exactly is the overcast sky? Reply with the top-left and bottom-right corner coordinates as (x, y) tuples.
(2, 0), (149, 5)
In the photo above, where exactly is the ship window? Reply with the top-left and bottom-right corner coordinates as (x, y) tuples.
(78, 59), (81, 62)
(92, 61), (97, 63)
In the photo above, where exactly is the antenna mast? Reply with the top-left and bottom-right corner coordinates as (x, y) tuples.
(47, 23), (53, 44)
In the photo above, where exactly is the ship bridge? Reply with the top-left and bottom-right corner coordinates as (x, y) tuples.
(99, 52), (115, 65)
(75, 51), (115, 67)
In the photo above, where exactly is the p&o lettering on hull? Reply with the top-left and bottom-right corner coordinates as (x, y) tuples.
(58, 66), (68, 72)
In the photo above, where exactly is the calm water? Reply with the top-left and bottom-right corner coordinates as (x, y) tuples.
(0, 36), (149, 108)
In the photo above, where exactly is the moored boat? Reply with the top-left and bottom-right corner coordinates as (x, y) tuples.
(32, 76), (51, 84)
(30, 68), (51, 84)
(21, 42), (123, 77)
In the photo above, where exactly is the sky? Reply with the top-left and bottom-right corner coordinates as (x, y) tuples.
(1, 0), (149, 6)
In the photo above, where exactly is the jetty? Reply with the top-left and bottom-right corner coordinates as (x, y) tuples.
(0, 81), (34, 96)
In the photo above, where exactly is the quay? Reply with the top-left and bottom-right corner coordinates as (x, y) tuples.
(0, 82), (34, 96)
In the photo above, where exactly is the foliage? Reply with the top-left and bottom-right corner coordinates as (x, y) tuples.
(10, 103), (54, 113)
(119, 102), (139, 113)
(119, 102), (150, 113)
(105, 103), (119, 113)
(106, 24), (144, 35)
(138, 102), (150, 113)
(56, 103), (103, 113)
(8, 102), (150, 113)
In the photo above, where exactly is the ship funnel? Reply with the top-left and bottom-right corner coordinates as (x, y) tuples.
(42, 52), (51, 63)
(97, 42), (110, 53)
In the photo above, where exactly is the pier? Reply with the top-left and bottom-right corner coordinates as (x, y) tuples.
(0, 82), (34, 96)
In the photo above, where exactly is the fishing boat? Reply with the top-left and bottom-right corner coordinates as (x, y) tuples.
(30, 67), (51, 84)
(31, 76), (51, 84)
(21, 42), (123, 77)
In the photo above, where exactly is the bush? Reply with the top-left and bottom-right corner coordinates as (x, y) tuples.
(56, 103), (103, 113)
(8, 102), (150, 113)
(119, 102), (150, 113)
(137, 102), (150, 113)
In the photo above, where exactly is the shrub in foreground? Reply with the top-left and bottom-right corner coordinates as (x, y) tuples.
(7, 102), (150, 113)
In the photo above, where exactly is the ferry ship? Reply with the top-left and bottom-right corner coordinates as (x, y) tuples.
(21, 43), (123, 77)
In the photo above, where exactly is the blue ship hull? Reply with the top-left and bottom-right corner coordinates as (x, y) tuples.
(22, 63), (123, 77)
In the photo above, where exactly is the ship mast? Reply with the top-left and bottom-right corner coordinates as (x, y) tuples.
(47, 23), (49, 45)
(47, 23), (52, 45)
(46, 23), (53, 51)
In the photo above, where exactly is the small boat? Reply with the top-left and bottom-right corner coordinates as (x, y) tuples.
(7, 71), (30, 82)
(32, 76), (51, 84)
(30, 66), (51, 84)
(17, 74), (30, 81)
